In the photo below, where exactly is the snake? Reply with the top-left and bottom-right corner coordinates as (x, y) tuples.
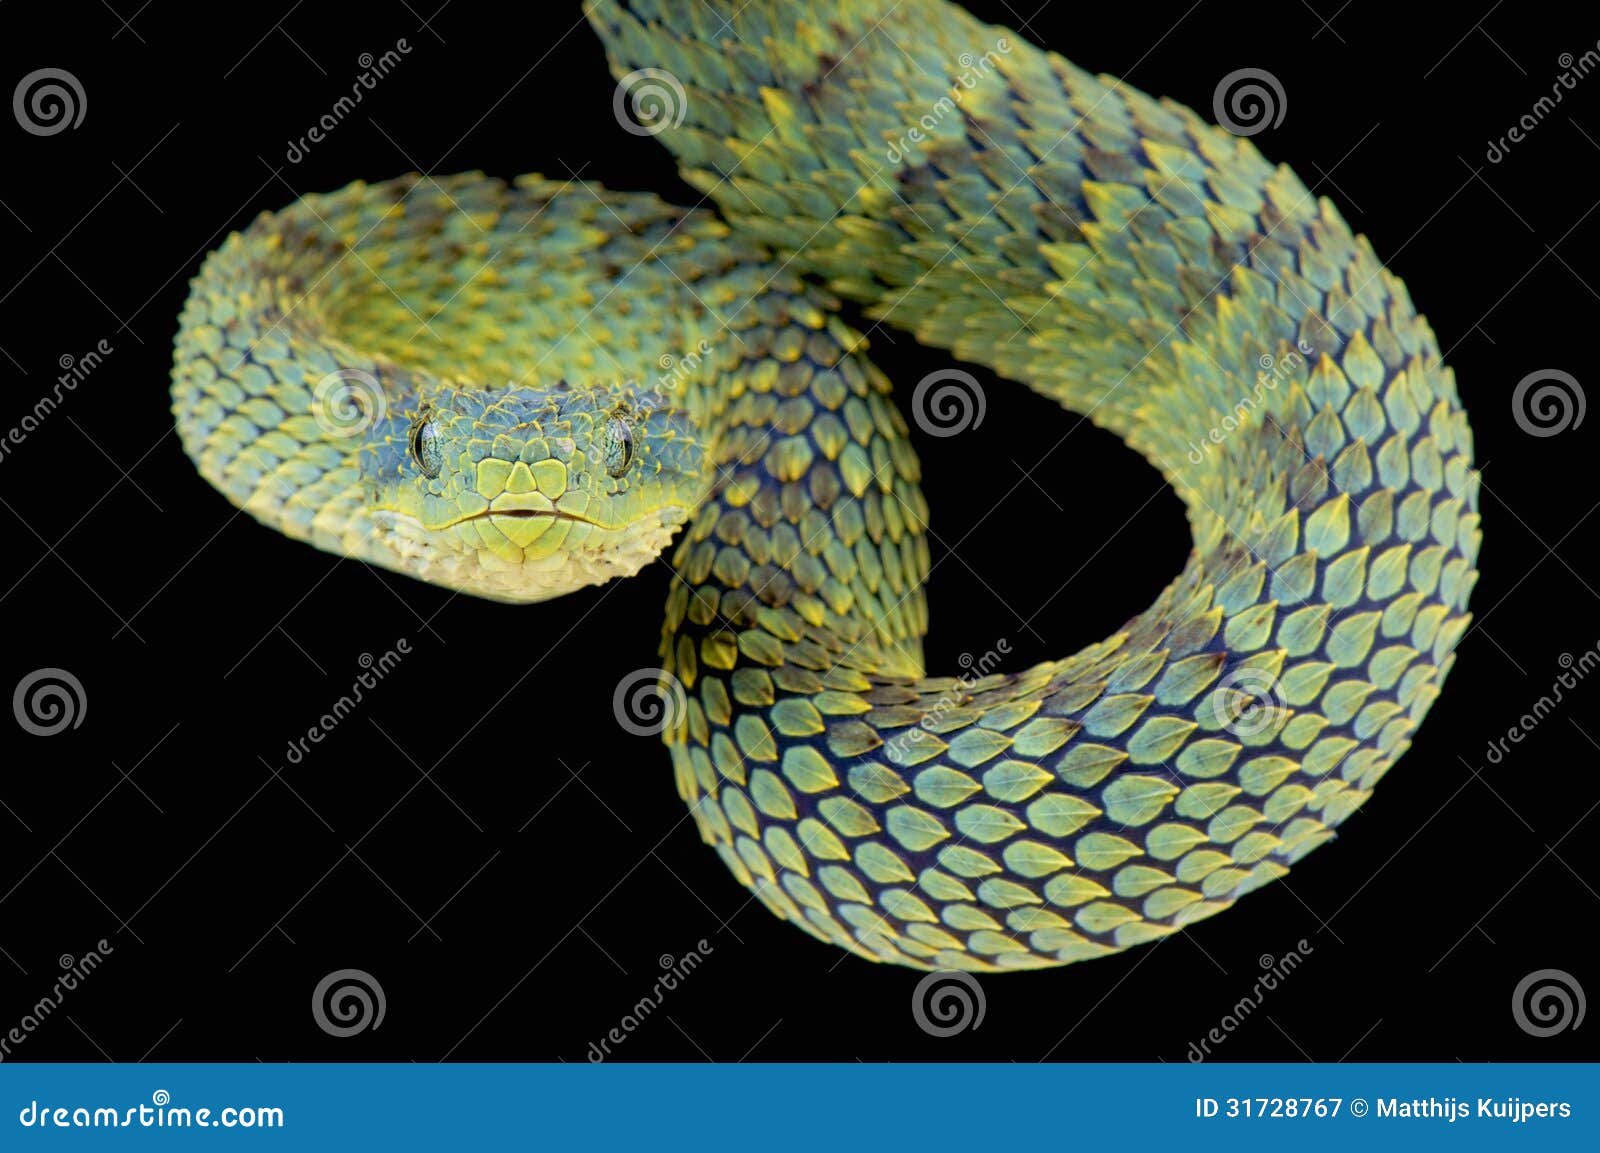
(171, 0), (1479, 971)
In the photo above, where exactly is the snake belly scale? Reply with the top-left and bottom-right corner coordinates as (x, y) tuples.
(172, 0), (1479, 971)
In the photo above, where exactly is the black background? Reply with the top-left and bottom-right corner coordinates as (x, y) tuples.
(1, 0), (1596, 1063)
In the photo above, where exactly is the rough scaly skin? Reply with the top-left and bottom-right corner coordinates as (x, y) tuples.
(172, 0), (1479, 970)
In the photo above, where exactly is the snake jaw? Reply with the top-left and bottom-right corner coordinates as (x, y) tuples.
(364, 500), (694, 604)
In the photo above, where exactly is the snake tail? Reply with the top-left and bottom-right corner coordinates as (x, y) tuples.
(584, 0), (1480, 968)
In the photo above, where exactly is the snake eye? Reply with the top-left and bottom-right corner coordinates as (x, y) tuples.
(410, 419), (444, 478)
(603, 417), (634, 478)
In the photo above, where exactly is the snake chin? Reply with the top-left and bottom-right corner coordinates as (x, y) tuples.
(368, 503), (693, 604)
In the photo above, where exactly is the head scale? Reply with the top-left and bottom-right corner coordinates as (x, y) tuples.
(354, 375), (705, 603)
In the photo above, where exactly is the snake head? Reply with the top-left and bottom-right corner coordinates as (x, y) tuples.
(359, 380), (706, 602)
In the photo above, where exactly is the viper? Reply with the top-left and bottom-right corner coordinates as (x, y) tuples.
(172, 0), (1478, 970)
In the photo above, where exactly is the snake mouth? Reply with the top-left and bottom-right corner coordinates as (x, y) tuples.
(463, 508), (598, 526)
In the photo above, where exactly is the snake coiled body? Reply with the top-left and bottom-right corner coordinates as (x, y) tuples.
(173, 0), (1478, 970)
